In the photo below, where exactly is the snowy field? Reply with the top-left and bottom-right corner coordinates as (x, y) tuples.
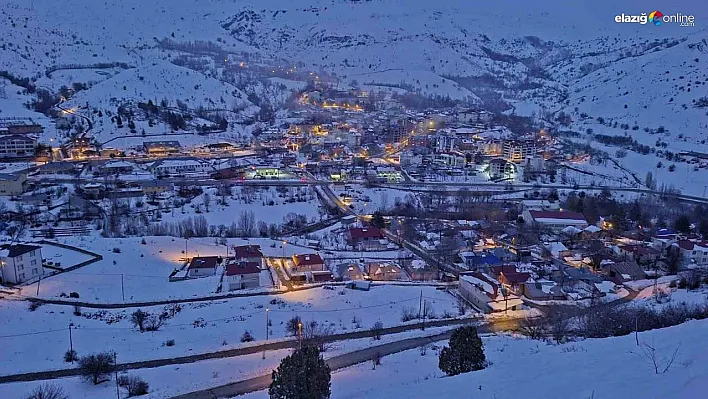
(155, 186), (325, 228)
(0, 327), (455, 399)
(23, 236), (314, 303)
(0, 284), (463, 374)
(244, 318), (708, 399)
(39, 243), (97, 271)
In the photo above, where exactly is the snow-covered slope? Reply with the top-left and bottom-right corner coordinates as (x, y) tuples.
(0, 0), (706, 139)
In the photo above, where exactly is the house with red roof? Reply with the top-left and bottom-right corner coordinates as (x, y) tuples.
(225, 260), (261, 290)
(489, 265), (532, 295)
(232, 245), (264, 269)
(291, 253), (325, 273)
(346, 227), (387, 250)
(522, 210), (588, 233)
(673, 240), (708, 267)
(187, 256), (220, 278)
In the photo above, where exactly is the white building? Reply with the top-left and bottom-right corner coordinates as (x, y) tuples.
(503, 140), (536, 163)
(522, 210), (588, 233)
(488, 158), (514, 179)
(0, 244), (43, 284)
(0, 135), (37, 158)
(187, 256), (219, 278)
(150, 158), (212, 176)
(226, 261), (261, 290)
(459, 272), (498, 313)
(521, 200), (561, 212)
(674, 240), (708, 267)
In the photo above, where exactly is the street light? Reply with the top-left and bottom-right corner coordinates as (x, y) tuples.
(298, 322), (303, 350)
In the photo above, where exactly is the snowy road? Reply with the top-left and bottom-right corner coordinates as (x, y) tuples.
(170, 318), (521, 399)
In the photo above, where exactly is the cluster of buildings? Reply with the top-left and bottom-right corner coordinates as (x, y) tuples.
(179, 245), (267, 291)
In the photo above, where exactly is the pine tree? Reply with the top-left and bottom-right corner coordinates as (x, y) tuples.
(438, 326), (485, 376)
(269, 347), (331, 399)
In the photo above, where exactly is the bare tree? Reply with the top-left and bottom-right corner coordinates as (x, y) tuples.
(202, 193), (211, 212)
(520, 317), (546, 340)
(23, 383), (68, 399)
(78, 352), (115, 385)
(302, 320), (335, 352)
(636, 340), (681, 374)
(237, 210), (256, 237)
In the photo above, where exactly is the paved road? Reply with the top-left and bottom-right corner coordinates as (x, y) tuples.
(0, 315), (489, 384)
(171, 318), (520, 399)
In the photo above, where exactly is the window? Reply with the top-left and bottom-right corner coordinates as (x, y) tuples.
(32, 268), (38, 275)
(30, 250), (36, 257)
(18, 273), (25, 280)
(17, 265), (23, 270)
(17, 255), (22, 261)
(31, 260), (36, 266)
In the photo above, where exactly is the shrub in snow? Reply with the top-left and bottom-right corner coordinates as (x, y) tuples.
(370, 321), (383, 340)
(69, 292), (80, 298)
(285, 316), (302, 336)
(23, 383), (68, 399)
(438, 326), (486, 376)
(73, 305), (81, 316)
(130, 310), (149, 332)
(64, 349), (79, 363)
(112, 247), (121, 253)
(118, 375), (149, 397)
(28, 301), (42, 311)
(164, 339), (175, 347)
(241, 331), (255, 342)
(269, 347), (331, 399)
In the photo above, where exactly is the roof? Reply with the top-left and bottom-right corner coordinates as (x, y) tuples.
(367, 262), (402, 276)
(675, 240), (695, 251)
(348, 227), (385, 240)
(606, 261), (646, 280)
(233, 245), (263, 259)
(0, 173), (24, 182)
(143, 140), (181, 148)
(188, 256), (219, 269)
(460, 272), (499, 300)
(293, 253), (324, 267)
(529, 210), (586, 221)
(0, 243), (41, 258)
(225, 261), (261, 276)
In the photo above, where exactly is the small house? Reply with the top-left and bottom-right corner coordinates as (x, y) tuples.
(187, 256), (220, 277)
(233, 245), (265, 269)
(346, 227), (386, 250)
(366, 262), (403, 281)
(226, 260), (261, 290)
(292, 253), (325, 273)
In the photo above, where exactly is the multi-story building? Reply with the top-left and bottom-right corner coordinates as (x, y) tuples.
(0, 172), (27, 196)
(0, 244), (43, 284)
(488, 158), (515, 179)
(0, 134), (36, 158)
(503, 139), (536, 163)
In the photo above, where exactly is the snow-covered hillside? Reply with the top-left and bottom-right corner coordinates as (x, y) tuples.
(0, 0), (706, 144)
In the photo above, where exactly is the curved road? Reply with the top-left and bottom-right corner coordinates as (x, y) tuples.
(171, 317), (519, 399)
(0, 316), (494, 384)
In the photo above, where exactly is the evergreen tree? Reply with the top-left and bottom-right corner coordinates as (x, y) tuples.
(674, 215), (691, 234)
(438, 326), (486, 376)
(370, 212), (386, 229)
(269, 347), (331, 399)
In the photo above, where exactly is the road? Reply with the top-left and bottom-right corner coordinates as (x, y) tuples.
(171, 317), (519, 399)
(0, 315), (493, 384)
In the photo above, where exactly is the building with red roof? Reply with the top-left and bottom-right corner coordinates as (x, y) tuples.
(346, 227), (387, 250)
(232, 245), (264, 269)
(291, 253), (326, 273)
(187, 256), (220, 277)
(225, 260), (262, 290)
(522, 210), (588, 233)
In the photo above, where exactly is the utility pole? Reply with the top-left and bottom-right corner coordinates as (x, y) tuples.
(418, 290), (423, 321)
(120, 274), (125, 302)
(36, 273), (42, 296)
(421, 300), (426, 331)
(68, 323), (74, 361)
(263, 308), (270, 359)
(114, 352), (119, 399)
